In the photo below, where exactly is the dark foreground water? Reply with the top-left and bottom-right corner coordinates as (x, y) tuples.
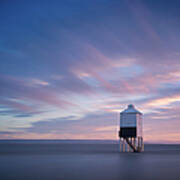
(0, 140), (180, 180)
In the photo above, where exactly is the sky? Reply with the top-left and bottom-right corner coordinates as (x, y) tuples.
(0, 0), (180, 143)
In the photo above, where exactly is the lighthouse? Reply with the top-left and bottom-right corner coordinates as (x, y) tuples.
(119, 104), (144, 152)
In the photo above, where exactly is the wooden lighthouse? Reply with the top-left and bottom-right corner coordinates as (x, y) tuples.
(119, 104), (144, 152)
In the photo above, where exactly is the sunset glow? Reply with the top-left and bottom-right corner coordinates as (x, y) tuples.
(1, 0), (180, 143)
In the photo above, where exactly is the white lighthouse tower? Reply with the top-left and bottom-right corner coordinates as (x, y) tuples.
(119, 104), (144, 152)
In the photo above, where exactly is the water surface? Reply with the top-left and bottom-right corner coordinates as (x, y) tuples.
(0, 140), (180, 180)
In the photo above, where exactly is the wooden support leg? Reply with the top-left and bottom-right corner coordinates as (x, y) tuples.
(123, 139), (125, 152)
(127, 140), (129, 152)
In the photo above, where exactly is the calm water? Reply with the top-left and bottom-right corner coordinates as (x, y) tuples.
(0, 140), (180, 180)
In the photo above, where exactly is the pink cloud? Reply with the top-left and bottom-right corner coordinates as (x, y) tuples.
(0, 75), (76, 112)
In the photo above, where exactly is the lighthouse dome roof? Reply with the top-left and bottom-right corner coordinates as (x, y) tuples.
(121, 104), (142, 114)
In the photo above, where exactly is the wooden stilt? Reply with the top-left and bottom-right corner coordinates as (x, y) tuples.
(119, 139), (121, 152)
(123, 139), (125, 152)
(127, 138), (130, 152)
(134, 138), (136, 152)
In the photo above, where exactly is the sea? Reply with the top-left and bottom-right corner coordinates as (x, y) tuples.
(0, 140), (180, 180)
